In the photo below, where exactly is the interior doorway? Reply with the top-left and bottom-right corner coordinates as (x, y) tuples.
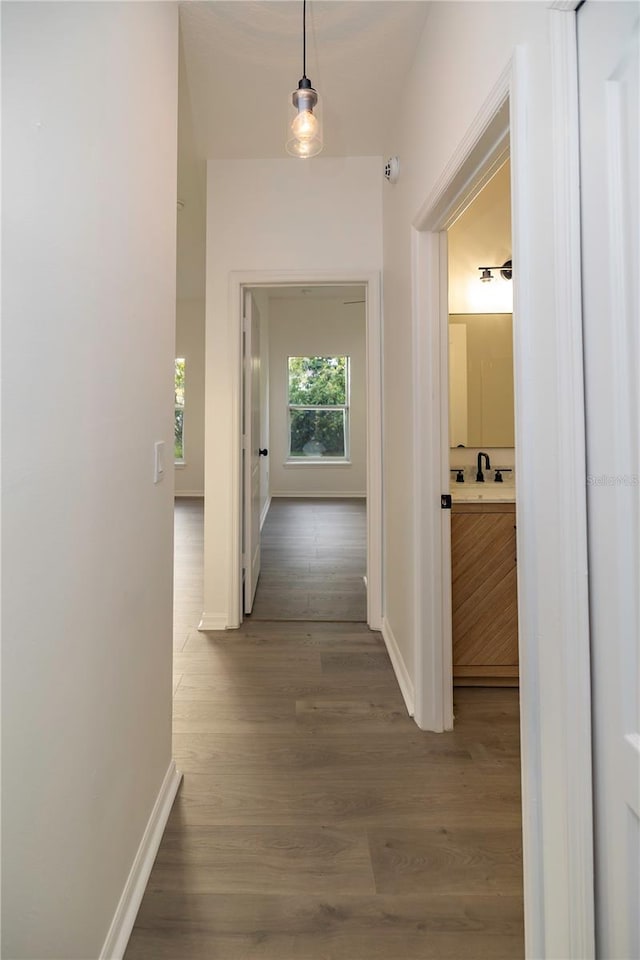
(228, 271), (383, 632)
(411, 96), (512, 733)
(446, 159), (519, 688)
(243, 283), (369, 623)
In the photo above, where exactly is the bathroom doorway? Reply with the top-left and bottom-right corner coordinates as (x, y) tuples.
(446, 160), (519, 688)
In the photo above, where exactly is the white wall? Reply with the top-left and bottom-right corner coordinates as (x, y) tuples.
(204, 157), (382, 625)
(381, 3), (588, 956)
(268, 297), (366, 497)
(175, 300), (205, 495)
(1, 4), (178, 957)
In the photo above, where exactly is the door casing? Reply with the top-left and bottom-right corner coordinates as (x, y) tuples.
(242, 290), (262, 614)
(578, 2), (640, 956)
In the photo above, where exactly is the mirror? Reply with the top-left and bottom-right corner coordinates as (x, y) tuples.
(449, 313), (514, 448)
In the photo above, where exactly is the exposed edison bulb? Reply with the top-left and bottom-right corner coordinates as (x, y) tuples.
(286, 81), (322, 158)
(291, 108), (318, 142)
(286, 135), (322, 159)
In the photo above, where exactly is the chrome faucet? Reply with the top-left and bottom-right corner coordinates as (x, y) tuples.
(476, 451), (491, 482)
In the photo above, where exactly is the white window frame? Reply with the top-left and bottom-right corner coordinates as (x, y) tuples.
(174, 356), (185, 466)
(286, 355), (351, 463)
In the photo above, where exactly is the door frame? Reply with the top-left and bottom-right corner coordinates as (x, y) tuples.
(411, 20), (594, 960)
(242, 289), (262, 615)
(411, 73), (511, 722)
(227, 269), (383, 632)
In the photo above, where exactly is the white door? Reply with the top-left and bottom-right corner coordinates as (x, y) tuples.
(243, 291), (262, 614)
(578, 4), (639, 957)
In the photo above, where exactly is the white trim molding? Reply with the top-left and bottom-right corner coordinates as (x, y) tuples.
(411, 228), (453, 734)
(197, 613), (228, 631)
(100, 761), (182, 960)
(227, 269), (384, 633)
(548, 0), (581, 10)
(259, 495), (272, 531)
(622, 734), (640, 818)
(270, 490), (366, 499)
(547, 7), (595, 958)
(282, 460), (353, 468)
(381, 617), (415, 717)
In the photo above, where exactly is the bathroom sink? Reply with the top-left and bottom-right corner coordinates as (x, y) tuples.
(450, 481), (516, 503)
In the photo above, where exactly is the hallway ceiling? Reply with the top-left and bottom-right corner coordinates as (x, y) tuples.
(179, 1), (431, 159)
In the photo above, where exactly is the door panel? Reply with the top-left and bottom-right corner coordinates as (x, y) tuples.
(578, 3), (639, 956)
(243, 292), (262, 614)
(452, 515), (518, 665)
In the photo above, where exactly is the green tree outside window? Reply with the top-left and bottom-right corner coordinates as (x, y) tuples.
(175, 358), (185, 461)
(288, 356), (349, 459)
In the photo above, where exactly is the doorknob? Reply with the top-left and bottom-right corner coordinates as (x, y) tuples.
(259, 448), (268, 457)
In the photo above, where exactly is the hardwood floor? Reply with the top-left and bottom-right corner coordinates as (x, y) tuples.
(125, 498), (524, 960)
(173, 497), (206, 658)
(250, 498), (367, 622)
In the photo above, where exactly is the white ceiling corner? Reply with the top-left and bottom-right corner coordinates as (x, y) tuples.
(178, 1), (431, 160)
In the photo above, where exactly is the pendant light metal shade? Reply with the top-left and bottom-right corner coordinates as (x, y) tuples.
(287, 1), (323, 158)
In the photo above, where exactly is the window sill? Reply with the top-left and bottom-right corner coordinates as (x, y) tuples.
(175, 461), (186, 469)
(284, 459), (351, 468)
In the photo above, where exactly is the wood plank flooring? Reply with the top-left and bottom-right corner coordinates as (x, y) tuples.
(249, 498), (367, 621)
(125, 498), (524, 960)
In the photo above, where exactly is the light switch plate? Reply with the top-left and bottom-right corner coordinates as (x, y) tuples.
(154, 441), (165, 483)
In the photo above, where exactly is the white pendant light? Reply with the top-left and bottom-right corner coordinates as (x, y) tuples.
(286, 0), (323, 159)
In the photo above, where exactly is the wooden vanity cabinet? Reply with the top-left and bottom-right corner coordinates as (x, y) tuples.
(451, 501), (518, 686)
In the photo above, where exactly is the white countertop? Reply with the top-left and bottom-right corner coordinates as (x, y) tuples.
(450, 481), (516, 503)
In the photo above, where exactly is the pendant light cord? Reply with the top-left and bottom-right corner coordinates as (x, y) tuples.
(302, 0), (307, 79)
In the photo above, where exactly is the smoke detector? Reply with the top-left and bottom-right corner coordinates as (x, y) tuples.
(384, 157), (400, 184)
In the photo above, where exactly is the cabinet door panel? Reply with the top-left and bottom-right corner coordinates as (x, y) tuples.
(452, 510), (518, 675)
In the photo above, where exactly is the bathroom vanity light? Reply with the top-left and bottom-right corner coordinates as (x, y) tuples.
(478, 259), (513, 282)
(286, 0), (323, 159)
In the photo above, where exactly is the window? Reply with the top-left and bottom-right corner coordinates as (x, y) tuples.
(287, 356), (350, 460)
(175, 358), (185, 462)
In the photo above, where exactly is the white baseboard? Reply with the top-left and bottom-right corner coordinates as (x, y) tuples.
(381, 617), (415, 717)
(270, 491), (366, 499)
(100, 760), (182, 960)
(197, 613), (228, 631)
(174, 490), (204, 498)
(260, 496), (272, 531)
